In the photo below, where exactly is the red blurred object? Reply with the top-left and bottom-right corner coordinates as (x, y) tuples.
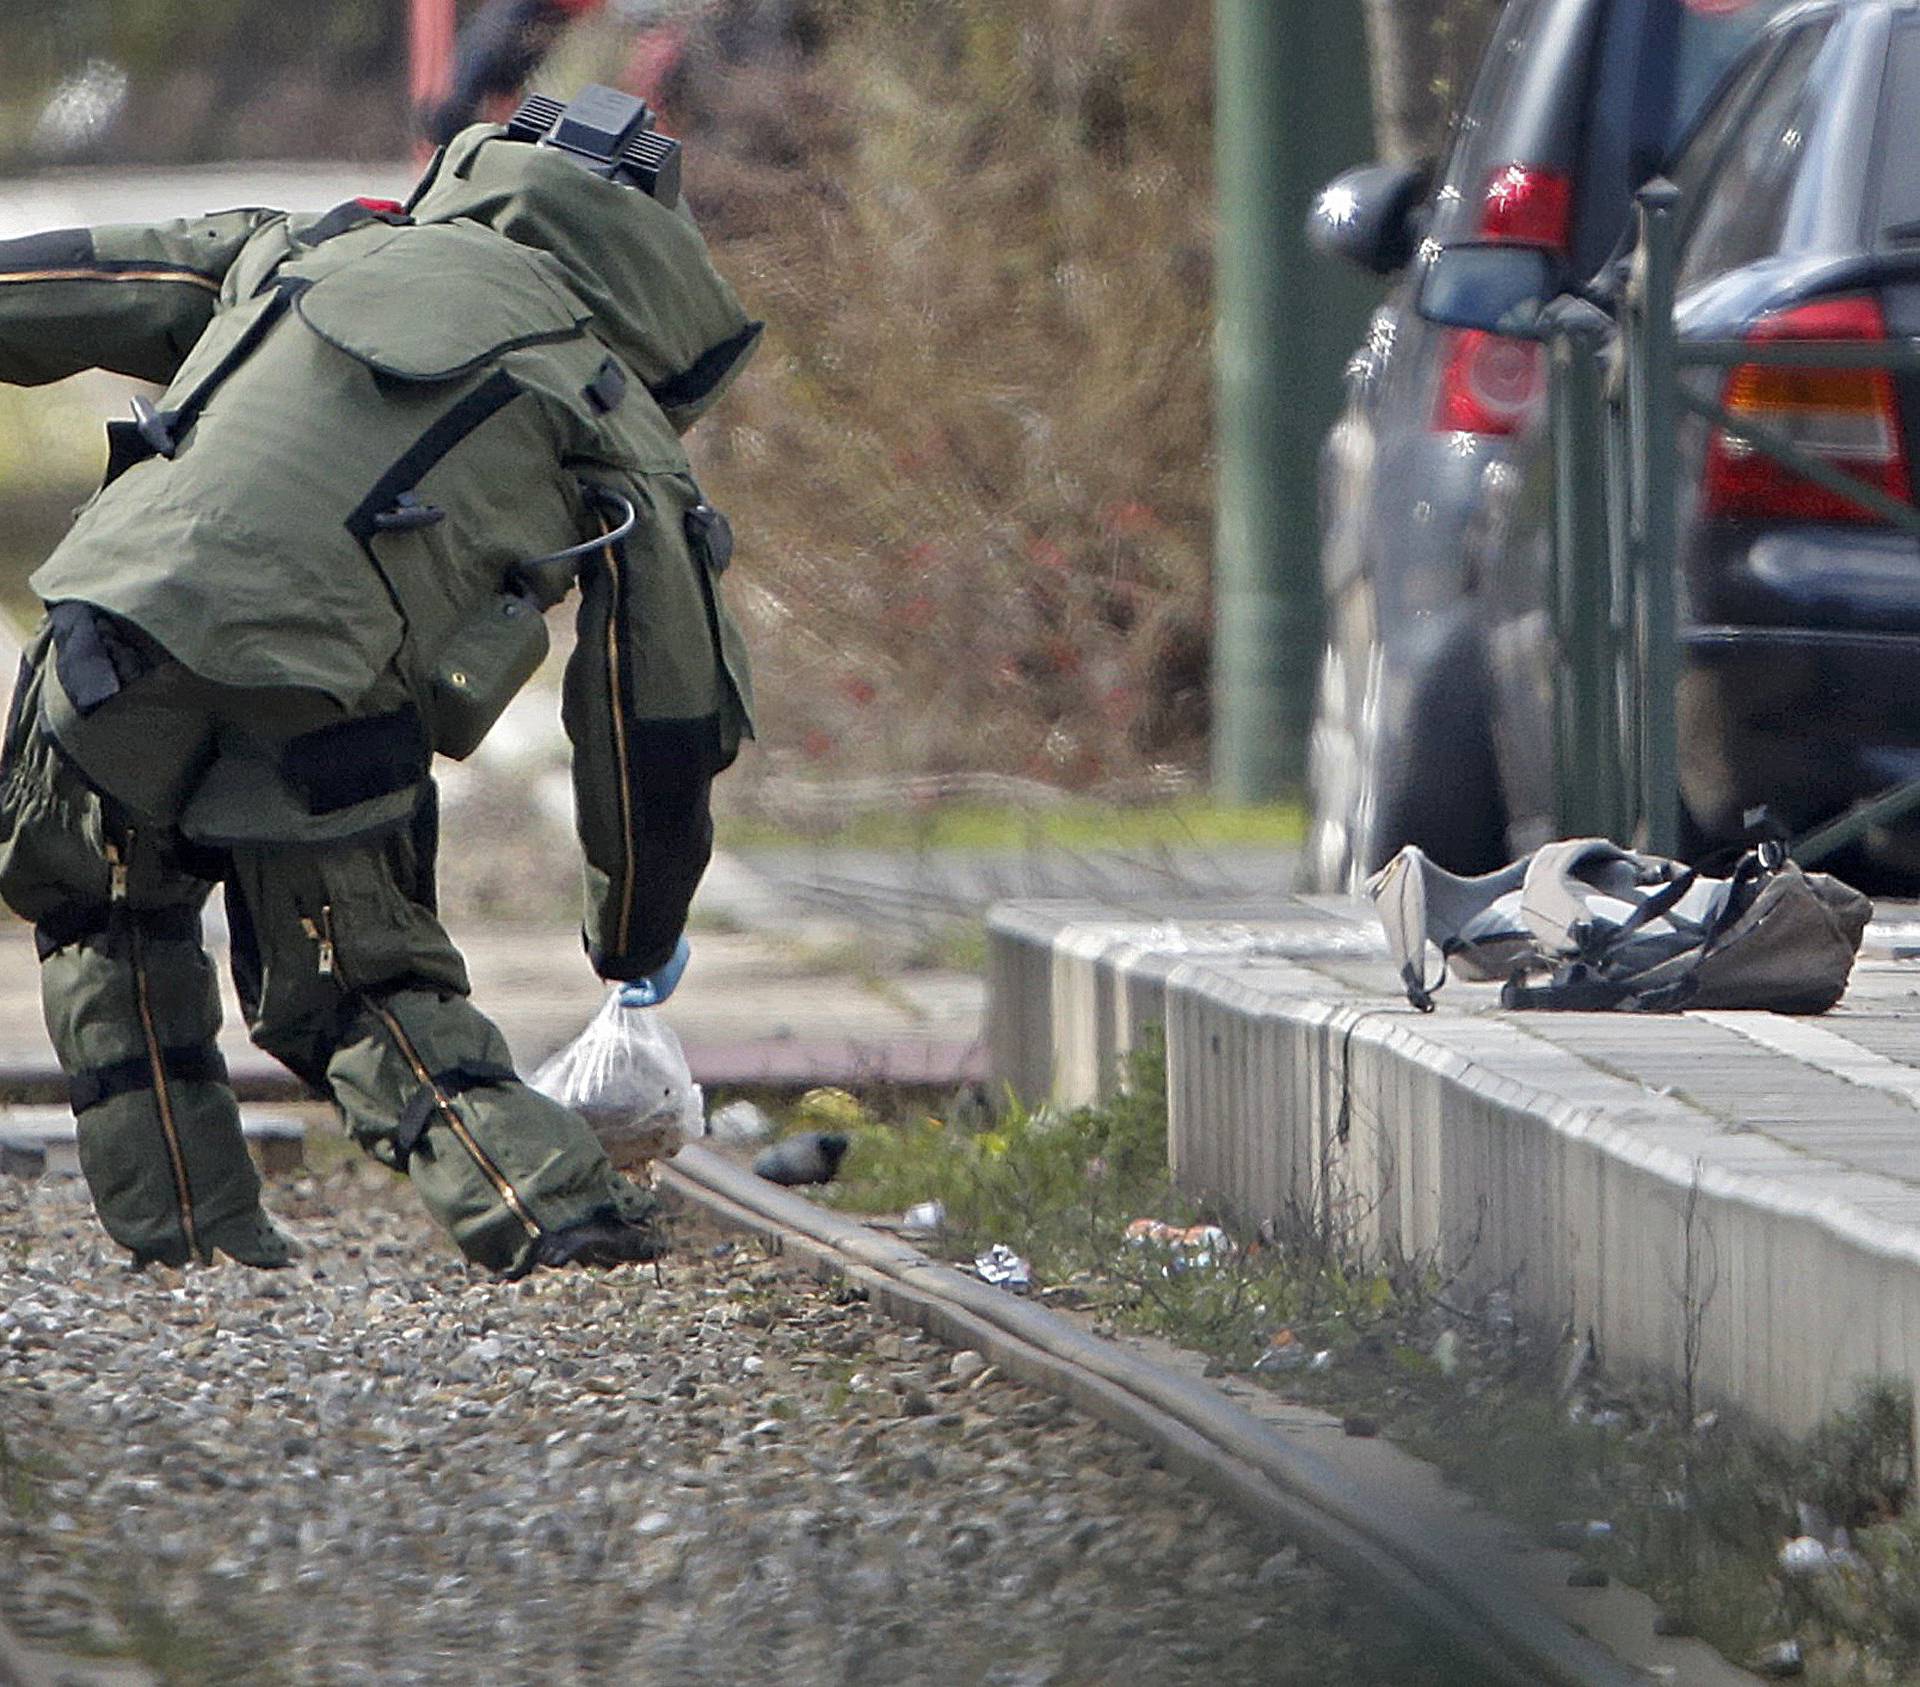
(1432, 329), (1546, 435)
(354, 198), (408, 218)
(622, 24), (693, 114)
(410, 0), (457, 161)
(1100, 499), (1160, 537)
(1478, 164), (1574, 249)
(839, 676), (878, 707)
(890, 593), (938, 632)
(1701, 294), (1913, 524)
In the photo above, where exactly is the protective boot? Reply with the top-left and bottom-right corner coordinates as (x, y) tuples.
(229, 831), (665, 1279)
(529, 1198), (671, 1274)
(38, 907), (287, 1267)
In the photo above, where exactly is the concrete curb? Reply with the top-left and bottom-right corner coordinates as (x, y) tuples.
(990, 899), (1920, 1440)
(659, 1144), (1663, 1687)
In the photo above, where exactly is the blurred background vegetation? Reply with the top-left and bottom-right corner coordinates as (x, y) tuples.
(0, 0), (1498, 806)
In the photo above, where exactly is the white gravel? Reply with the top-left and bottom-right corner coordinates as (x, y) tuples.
(0, 1147), (1462, 1686)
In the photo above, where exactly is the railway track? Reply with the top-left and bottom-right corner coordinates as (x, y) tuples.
(663, 1144), (1745, 1687)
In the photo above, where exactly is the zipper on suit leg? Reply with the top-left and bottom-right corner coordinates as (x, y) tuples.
(599, 530), (638, 958)
(315, 904), (540, 1241)
(113, 837), (201, 1262)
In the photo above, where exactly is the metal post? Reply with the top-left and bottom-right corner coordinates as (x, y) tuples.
(1546, 306), (1616, 837)
(1211, 0), (1378, 801)
(1634, 179), (1682, 855)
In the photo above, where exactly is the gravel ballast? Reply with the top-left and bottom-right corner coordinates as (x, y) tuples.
(0, 1147), (1464, 1685)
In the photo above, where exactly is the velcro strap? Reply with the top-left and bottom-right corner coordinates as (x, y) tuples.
(35, 903), (200, 960)
(584, 355), (628, 416)
(299, 200), (411, 248)
(391, 1061), (519, 1167)
(70, 1044), (228, 1115)
(48, 601), (149, 717)
(280, 707), (429, 815)
(684, 502), (733, 573)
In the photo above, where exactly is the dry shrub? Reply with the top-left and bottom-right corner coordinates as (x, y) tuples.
(679, 0), (1214, 800)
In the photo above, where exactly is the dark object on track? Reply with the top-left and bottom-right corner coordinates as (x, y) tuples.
(753, 1131), (850, 1186)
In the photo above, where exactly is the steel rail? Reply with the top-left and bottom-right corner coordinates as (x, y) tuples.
(659, 1144), (1654, 1687)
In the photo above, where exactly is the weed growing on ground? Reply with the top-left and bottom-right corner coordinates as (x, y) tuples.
(823, 1029), (1415, 1361)
(818, 1046), (1920, 1682)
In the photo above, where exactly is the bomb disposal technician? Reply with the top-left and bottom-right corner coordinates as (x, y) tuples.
(0, 89), (758, 1278)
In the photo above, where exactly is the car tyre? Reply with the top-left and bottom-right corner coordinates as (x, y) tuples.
(1354, 627), (1509, 882)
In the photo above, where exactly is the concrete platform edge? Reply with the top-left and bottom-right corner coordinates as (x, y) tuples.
(988, 901), (1920, 1439)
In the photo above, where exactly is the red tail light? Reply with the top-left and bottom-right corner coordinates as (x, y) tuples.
(1429, 164), (1569, 436)
(1433, 328), (1547, 435)
(1701, 295), (1913, 524)
(1478, 164), (1574, 249)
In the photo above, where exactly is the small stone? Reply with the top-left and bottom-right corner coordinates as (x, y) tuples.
(945, 1525), (992, 1566)
(706, 1101), (775, 1146)
(1751, 1640), (1804, 1678)
(1341, 1415), (1379, 1438)
(1652, 1612), (1696, 1637)
(949, 1351), (988, 1384)
(634, 1512), (675, 1537)
(1778, 1535), (1829, 1576)
(1255, 1546), (1305, 1586)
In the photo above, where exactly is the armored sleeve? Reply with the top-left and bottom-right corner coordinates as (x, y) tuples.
(560, 469), (753, 981)
(0, 209), (281, 387)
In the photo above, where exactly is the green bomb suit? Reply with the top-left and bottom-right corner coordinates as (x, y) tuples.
(0, 125), (758, 1277)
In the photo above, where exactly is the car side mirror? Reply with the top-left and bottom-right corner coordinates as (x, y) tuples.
(1416, 243), (1558, 337)
(1307, 160), (1433, 276)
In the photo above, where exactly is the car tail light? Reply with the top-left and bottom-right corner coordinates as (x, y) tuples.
(1478, 164), (1574, 250)
(1433, 328), (1547, 435)
(1701, 295), (1913, 524)
(1428, 165), (1569, 436)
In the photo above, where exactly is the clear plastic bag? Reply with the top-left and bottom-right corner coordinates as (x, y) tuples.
(530, 989), (704, 1170)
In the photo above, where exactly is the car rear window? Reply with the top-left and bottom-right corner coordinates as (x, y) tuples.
(1669, 0), (1806, 151)
(1675, 21), (1835, 290)
(1875, 20), (1920, 243)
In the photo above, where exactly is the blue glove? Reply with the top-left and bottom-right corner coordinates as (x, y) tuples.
(616, 935), (690, 1008)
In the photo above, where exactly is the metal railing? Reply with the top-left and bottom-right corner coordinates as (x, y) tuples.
(1545, 179), (1920, 863)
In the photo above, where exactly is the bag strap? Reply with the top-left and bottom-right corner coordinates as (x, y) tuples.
(1501, 962), (1698, 1013)
(1576, 866), (1701, 964)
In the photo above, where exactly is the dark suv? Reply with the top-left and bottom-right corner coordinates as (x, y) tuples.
(1305, 0), (1795, 889)
(1465, 0), (1920, 879)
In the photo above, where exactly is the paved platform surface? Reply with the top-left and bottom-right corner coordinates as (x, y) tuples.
(0, 891), (988, 1103)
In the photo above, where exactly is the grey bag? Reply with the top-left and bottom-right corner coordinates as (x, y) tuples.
(1369, 838), (1871, 1014)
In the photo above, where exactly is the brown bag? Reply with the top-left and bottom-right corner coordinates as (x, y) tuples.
(1370, 839), (1871, 1014)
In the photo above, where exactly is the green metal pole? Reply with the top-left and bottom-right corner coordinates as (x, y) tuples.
(1635, 180), (1682, 855)
(1547, 307), (1615, 837)
(1211, 0), (1378, 802)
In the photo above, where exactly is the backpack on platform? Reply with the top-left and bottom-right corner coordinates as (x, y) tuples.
(1369, 839), (1871, 1014)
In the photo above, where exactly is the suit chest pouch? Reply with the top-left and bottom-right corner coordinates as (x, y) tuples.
(425, 592), (549, 760)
